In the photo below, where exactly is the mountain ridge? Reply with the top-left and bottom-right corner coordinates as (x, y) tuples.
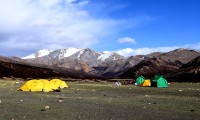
(21, 48), (200, 77)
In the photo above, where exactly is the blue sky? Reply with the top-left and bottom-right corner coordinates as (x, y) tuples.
(90, 0), (200, 50)
(0, 0), (199, 57)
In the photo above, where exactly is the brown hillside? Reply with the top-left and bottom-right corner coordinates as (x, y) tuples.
(120, 57), (182, 79)
(0, 56), (101, 80)
(166, 56), (200, 82)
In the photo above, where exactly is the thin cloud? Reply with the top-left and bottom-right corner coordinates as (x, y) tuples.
(116, 42), (200, 57)
(118, 37), (136, 44)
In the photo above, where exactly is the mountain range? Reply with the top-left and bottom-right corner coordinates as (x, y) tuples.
(0, 47), (200, 82)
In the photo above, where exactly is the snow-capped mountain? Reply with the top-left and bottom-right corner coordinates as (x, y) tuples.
(22, 47), (125, 62)
(22, 48), (200, 77)
(22, 47), (126, 73)
(22, 49), (53, 59)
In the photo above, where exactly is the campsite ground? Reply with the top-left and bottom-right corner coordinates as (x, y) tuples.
(0, 79), (200, 120)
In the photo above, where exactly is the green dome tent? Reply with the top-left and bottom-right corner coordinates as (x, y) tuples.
(135, 76), (145, 85)
(151, 75), (168, 88)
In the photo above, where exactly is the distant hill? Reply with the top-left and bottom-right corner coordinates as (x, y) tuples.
(166, 56), (200, 82)
(119, 57), (182, 79)
(0, 56), (101, 80)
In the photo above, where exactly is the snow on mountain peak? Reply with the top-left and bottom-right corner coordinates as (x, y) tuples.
(62, 47), (82, 58)
(22, 49), (52, 59)
(38, 49), (53, 57)
(22, 47), (125, 61)
(98, 51), (113, 61)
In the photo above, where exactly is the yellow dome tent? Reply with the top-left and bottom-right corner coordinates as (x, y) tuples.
(39, 79), (54, 92)
(19, 79), (44, 91)
(140, 79), (151, 87)
(50, 79), (68, 89)
(18, 79), (68, 92)
(19, 79), (51, 92)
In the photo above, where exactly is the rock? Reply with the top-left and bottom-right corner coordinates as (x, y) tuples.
(44, 106), (50, 109)
(57, 98), (63, 103)
(145, 95), (150, 97)
(179, 90), (183, 92)
(58, 100), (63, 103)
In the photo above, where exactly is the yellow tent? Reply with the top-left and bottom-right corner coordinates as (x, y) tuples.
(19, 79), (53, 92)
(19, 79), (43, 91)
(50, 79), (68, 89)
(140, 79), (151, 87)
(39, 79), (54, 92)
(19, 79), (68, 92)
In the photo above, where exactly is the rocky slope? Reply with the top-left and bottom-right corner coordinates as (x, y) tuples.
(0, 56), (101, 80)
(22, 48), (126, 74)
(157, 49), (200, 64)
(22, 48), (200, 78)
(120, 57), (183, 78)
(166, 56), (200, 82)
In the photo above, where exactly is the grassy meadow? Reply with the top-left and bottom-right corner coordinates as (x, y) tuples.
(0, 80), (200, 120)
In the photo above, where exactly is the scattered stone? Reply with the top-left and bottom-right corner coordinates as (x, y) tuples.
(15, 82), (19, 84)
(56, 95), (60, 97)
(57, 98), (63, 103)
(179, 90), (183, 92)
(148, 103), (151, 105)
(20, 100), (23, 102)
(145, 95), (150, 97)
(40, 98), (43, 100)
(114, 82), (122, 86)
(58, 99), (63, 103)
(44, 106), (50, 109)
(134, 83), (138, 85)
(0, 100), (1, 103)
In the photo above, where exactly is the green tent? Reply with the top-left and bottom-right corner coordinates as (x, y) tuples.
(151, 75), (168, 88)
(136, 76), (145, 85)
